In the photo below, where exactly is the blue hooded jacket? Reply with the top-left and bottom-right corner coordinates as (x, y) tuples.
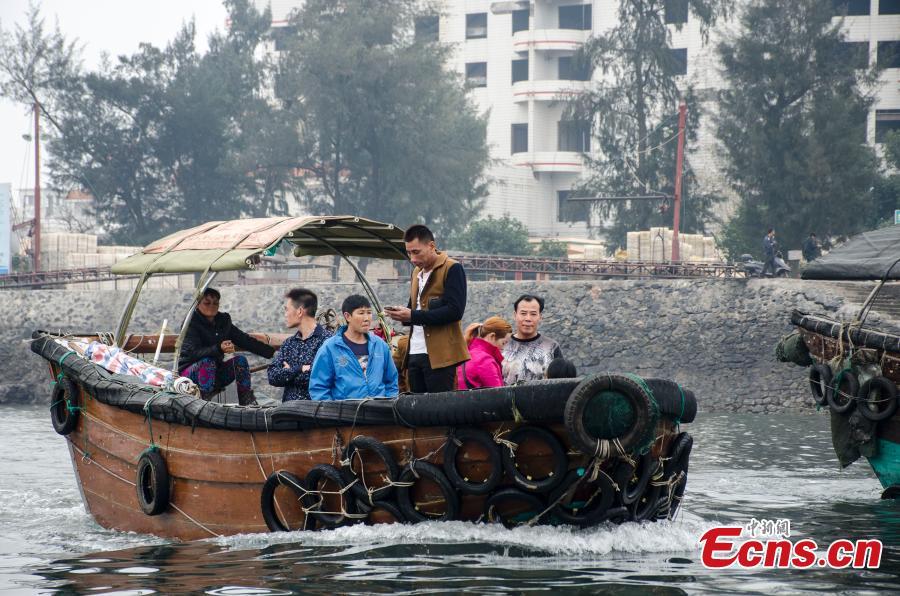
(309, 326), (399, 401)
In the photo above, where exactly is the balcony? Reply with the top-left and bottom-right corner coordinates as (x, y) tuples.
(512, 151), (585, 173)
(512, 28), (590, 54)
(512, 79), (590, 103)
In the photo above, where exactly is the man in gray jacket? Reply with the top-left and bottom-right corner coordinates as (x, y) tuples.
(502, 294), (563, 384)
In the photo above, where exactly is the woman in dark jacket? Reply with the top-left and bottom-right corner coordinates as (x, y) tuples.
(178, 288), (275, 404)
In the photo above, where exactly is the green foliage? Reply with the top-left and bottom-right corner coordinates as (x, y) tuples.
(453, 216), (532, 256)
(277, 0), (490, 237)
(569, 0), (730, 249)
(535, 239), (568, 258)
(715, 0), (882, 258)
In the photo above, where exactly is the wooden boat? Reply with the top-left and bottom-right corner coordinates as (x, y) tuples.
(32, 216), (697, 540)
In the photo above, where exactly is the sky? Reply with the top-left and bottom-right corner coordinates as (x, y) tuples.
(0, 0), (230, 206)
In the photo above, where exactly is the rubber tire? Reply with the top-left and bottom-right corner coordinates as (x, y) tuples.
(808, 364), (832, 406)
(628, 461), (663, 522)
(396, 460), (460, 523)
(260, 470), (313, 532)
(827, 370), (859, 415)
(443, 428), (503, 496)
(342, 435), (400, 503)
(485, 488), (547, 528)
(500, 426), (568, 494)
(136, 449), (170, 516)
(616, 451), (653, 506)
(661, 432), (693, 519)
(564, 373), (654, 456)
(50, 377), (80, 435)
(364, 500), (406, 525)
(549, 469), (615, 526)
(303, 464), (358, 528)
(858, 377), (898, 422)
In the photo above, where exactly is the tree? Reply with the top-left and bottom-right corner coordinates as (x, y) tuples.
(716, 0), (882, 257)
(569, 0), (730, 250)
(873, 130), (900, 229)
(453, 216), (532, 255)
(276, 0), (490, 238)
(535, 239), (568, 258)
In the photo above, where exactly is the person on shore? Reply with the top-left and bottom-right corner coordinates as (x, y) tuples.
(762, 228), (777, 276)
(802, 233), (820, 263)
(545, 358), (577, 379)
(385, 224), (469, 393)
(458, 317), (513, 389)
(502, 294), (563, 384)
(178, 287), (275, 405)
(267, 288), (332, 402)
(309, 294), (398, 401)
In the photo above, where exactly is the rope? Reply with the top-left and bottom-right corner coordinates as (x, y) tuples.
(492, 427), (519, 458)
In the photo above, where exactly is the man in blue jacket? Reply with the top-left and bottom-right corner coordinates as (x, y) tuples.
(309, 294), (399, 401)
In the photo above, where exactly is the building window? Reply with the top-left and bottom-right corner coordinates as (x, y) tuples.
(512, 59), (529, 83)
(664, 0), (689, 24)
(877, 41), (900, 69)
(512, 9), (529, 34)
(558, 56), (591, 80)
(466, 62), (487, 87)
(836, 41), (869, 69)
(511, 123), (528, 154)
(415, 15), (439, 42)
(557, 190), (590, 223)
(879, 0), (900, 14)
(466, 13), (487, 39)
(558, 121), (591, 152)
(832, 0), (871, 16)
(559, 4), (592, 30)
(669, 48), (688, 75)
(876, 110), (900, 143)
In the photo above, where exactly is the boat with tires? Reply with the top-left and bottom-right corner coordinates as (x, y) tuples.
(780, 226), (900, 499)
(32, 216), (697, 540)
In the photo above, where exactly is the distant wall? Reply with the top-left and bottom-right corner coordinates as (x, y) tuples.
(1, 278), (892, 413)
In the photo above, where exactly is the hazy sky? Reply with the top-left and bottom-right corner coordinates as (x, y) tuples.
(0, 0), (230, 210)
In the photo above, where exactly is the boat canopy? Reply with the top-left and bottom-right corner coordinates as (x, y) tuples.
(802, 226), (900, 281)
(110, 216), (407, 275)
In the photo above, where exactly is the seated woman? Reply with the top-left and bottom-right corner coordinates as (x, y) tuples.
(458, 316), (512, 389)
(178, 288), (275, 405)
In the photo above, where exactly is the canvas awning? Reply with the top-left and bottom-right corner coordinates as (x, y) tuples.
(802, 226), (900, 281)
(110, 216), (407, 275)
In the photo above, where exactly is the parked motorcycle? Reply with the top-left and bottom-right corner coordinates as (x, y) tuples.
(738, 252), (791, 278)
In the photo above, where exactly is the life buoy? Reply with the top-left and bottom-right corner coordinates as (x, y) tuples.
(342, 435), (400, 503)
(615, 451), (653, 506)
(549, 469), (615, 526)
(50, 377), (80, 435)
(564, 374), (655, 456)
(500, 426), (567, 493)
(396, 460), (460, 522)
(827, 370), (859, 415)
(136, 448), (170, 516)
(484, 488), (546, 528)
(443, 428), (503, 495)
(858, 377), (898, 422)
(808, 364), (832, 406)
(260, 470), (313, 532)
(303, 464), (358, 528)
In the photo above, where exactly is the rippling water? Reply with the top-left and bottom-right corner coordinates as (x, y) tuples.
(2, 406), (899, 594)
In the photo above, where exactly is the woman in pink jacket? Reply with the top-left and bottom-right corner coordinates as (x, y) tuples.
(458, 316), (513, 389)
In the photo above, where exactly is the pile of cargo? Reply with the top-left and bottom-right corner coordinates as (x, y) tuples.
(626, 228), (721, 262)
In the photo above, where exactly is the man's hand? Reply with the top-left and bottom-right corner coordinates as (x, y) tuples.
(302, 364), (311, 373)
(385, 307), (412, 323)
(220, 340), (235, 354)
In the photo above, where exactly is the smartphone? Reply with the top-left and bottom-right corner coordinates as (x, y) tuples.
(385, 305), (402, 311)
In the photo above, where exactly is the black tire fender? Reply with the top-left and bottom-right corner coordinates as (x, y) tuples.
(50, 377), (80, 435)
(564, 373), (654, 456)
(260, 470), (313, 532)
(616, 451), (653, 506)
(443, 428), (503, 496)
(136, 448), (170, 516)
(396, 460), (460, 522)
(500, 426), (568, 493)
(485, 488), (547, 528)
(827, 370), (859, 415)
(342, 435), (400, 503)
(303, 464), (358, 528)
(628, 461), (664, 522)
(549, 469), (615, 526)
(661, 432), (693, 519)
(363, 500), (406, 525)
(808, 364), (832, 406)
(858, 377), (898, 422)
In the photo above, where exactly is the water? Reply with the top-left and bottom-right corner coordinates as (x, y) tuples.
(2, 406), (899, 594)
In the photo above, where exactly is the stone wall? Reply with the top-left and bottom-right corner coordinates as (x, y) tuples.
(2, 279), (895, 413)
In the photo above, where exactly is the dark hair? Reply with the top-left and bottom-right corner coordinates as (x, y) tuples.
(404, 224), (434, 244)
(809, 232), (816, 237)
(514, 294), (545, 313)
(285, 288), (318, 317)
(546, 358), (577, 379)
(767, 228), (774, 234)
(202, 287), (221, 301)
(341, 294), (371, 316)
